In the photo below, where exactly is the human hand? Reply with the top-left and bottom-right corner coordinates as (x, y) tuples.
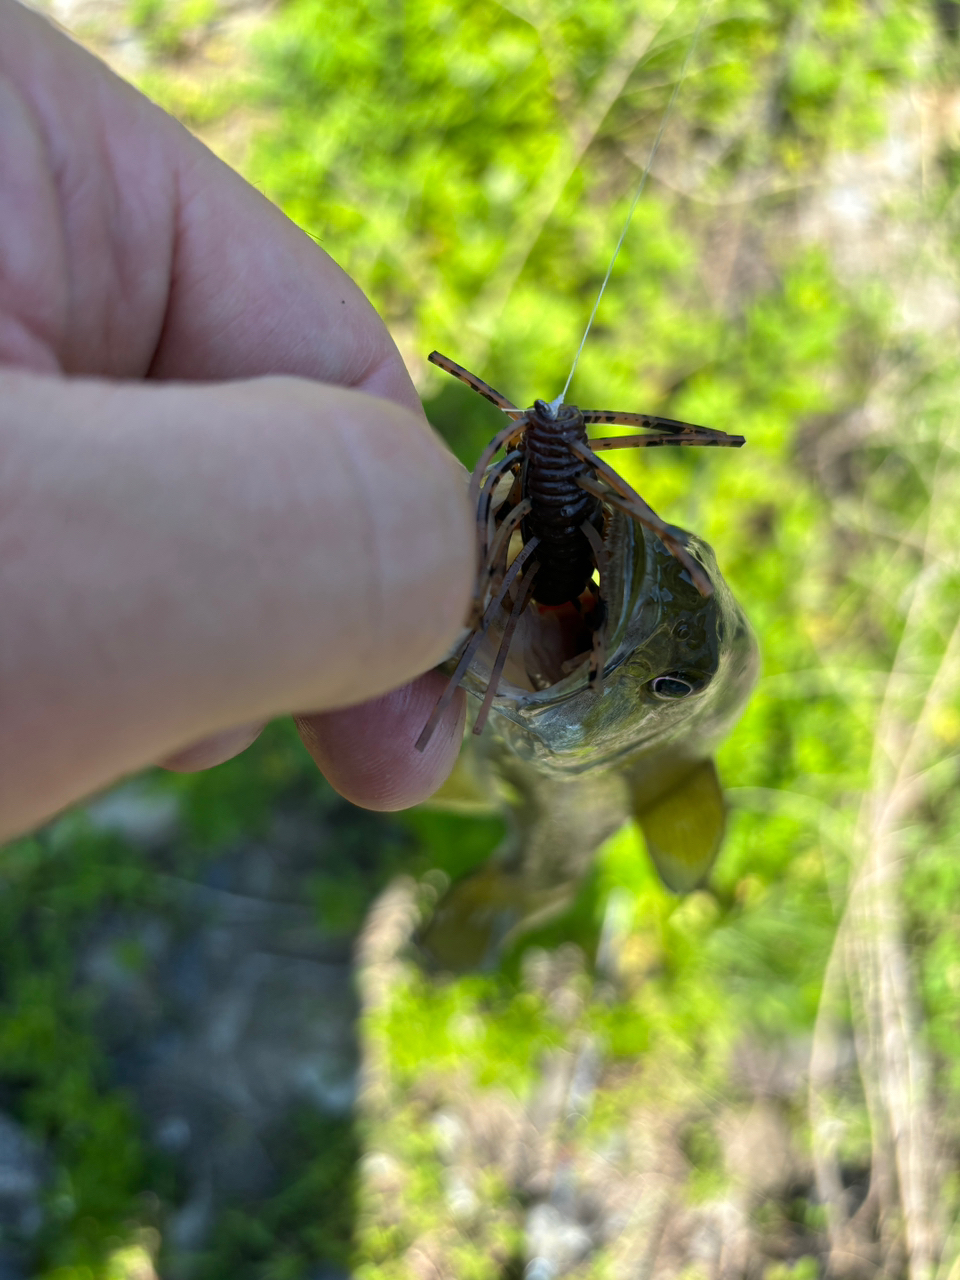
(0, 0), (474, 841)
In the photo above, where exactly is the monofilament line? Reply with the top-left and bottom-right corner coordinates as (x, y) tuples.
(557, 0), (710, 407)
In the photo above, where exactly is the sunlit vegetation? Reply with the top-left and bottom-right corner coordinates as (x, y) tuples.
(8, 0), (960, 1274)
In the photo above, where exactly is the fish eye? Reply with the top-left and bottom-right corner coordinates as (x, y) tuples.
(649, 671), (700, 700)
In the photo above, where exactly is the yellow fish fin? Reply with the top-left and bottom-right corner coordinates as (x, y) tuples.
(634, 758), (726, 894)
(415, 865), (573, 972)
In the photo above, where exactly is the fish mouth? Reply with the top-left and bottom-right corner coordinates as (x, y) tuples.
(457, 506), (661, 709)
(440, 506), (737, 771)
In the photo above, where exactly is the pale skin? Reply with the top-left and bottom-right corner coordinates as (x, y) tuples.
(0, 0), (475, 842)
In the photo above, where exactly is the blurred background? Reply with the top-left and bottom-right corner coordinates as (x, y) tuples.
(4, 0), (960, 1275)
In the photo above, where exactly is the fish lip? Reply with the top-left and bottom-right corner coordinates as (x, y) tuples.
(479, 624), (753, 777)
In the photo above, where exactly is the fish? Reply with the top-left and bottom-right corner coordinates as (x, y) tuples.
(416, 497), (759, 972)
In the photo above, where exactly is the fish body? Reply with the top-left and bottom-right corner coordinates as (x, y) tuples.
(417, 506), (758, 971)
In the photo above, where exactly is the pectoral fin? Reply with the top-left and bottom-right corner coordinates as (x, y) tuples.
(634, 758), (726, 894)
(422, 740), (496, 815)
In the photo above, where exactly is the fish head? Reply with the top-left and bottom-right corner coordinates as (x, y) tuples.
(459, 506), (759, 779)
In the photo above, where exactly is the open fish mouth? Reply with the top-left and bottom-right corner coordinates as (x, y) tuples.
(447, 506), (644, 701)
(438, 504), (751, 774)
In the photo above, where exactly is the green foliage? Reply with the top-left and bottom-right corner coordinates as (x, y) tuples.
(128, 0), (221, 59)
(0, 826), (158, 1275)
(193, 1112), (360, 1279)
(376, 970), (562, 1095)
(12, 0), (960, 1272)
(165, 718), (315, 849)
(241, 0), (924, 382)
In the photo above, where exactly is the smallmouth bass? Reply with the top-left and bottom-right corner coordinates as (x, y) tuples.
(418, 491), (758, 971)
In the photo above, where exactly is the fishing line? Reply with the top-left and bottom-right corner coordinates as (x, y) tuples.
(555, 0), (710, 408)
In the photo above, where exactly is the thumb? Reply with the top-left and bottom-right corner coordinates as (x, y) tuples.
(0, 370), (473, 838)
